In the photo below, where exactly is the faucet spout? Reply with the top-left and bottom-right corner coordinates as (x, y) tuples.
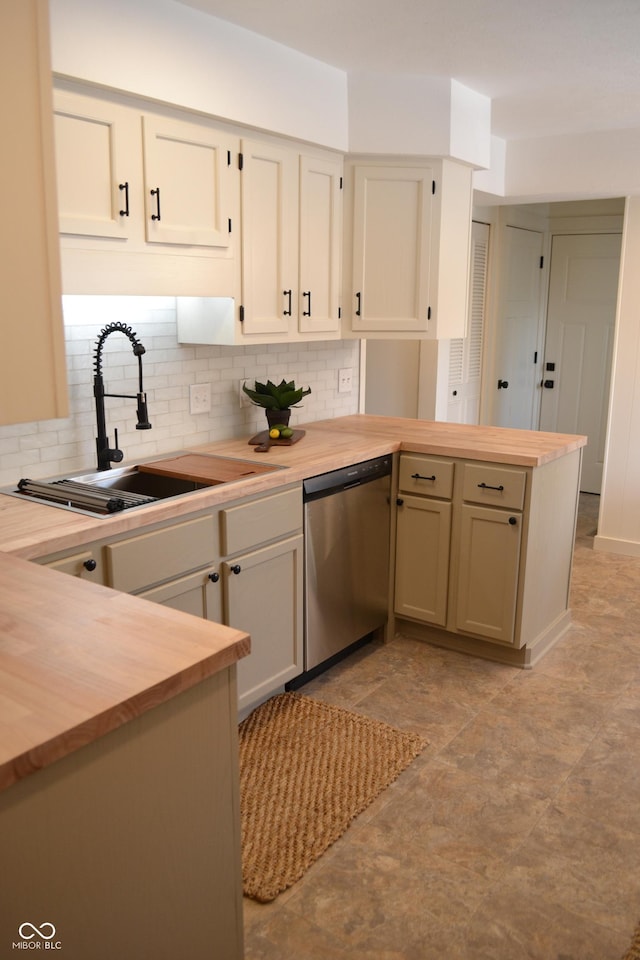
(93, 322), (152, 471)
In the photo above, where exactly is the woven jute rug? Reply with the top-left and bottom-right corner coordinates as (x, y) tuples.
(238, 691), (426, 903)
(622, 920), (640, 960)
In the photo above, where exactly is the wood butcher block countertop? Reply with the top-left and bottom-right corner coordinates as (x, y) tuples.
(0, 414), (585, 791)
(0, 551), (249, 792)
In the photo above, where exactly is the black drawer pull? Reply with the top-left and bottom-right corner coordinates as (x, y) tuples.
(411, 473), (436, 481)
(208, 571), (220, 583)
(150, 187), (161, 221)
(230, 564), (242, 575)
(283, 289), (292, 316)
(118, 182), (130, 217)
(478, 482), (504, 492)
(355, 291), (362, 316)
(302, 291), (312, 317)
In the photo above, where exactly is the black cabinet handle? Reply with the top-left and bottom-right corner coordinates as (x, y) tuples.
(411, 472), (436, 482)
(355, 291), (361, 316)
(478, 482), (504, 492)
(508, 516), (518, 526)
(283, 290), (292, 317)
(230, 564), (242, 575)
(118, 182), (130, 217)
(150, 187), (161, 221)
(543, 379), (555, 389)
(83, 558), (97, 572)
(497, 379), (509, 389)
(302, 291), (312, 317)
(208, 572), (220, 583)
(396, 497), (404, 506)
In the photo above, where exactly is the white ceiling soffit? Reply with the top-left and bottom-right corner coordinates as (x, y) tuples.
(175, 0), (640, 143)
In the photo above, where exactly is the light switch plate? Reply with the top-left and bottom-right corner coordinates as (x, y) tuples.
(190, 382), (211, 415)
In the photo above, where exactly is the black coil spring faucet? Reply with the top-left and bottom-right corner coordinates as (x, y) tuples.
(93, 322), (152, 471)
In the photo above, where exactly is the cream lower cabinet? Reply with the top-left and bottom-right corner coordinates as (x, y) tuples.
(394, 449), (581, 665)
(219, 486), (304, 712)
(37, 485), (304, 710)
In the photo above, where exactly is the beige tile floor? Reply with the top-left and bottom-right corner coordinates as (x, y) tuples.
(243, 494), (640, 959)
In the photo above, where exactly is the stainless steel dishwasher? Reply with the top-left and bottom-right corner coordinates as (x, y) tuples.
(292, 455), (392, 685)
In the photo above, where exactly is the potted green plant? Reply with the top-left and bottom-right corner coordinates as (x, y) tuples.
(242, 378), (311, 430)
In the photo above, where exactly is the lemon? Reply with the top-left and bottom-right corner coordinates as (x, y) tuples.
(269, 427), (280, 439)
(280, 426), (294, 439)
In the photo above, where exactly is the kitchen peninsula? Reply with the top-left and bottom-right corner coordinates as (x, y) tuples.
(0, 415), (585, 956)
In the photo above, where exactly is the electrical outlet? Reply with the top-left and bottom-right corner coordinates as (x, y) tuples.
(189, 382), (211, 415)
(239, 379), (251, 408)
(338, 368), (353, 393)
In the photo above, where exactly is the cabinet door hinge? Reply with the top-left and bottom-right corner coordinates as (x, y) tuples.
(239, 305), (244, 323)
(238, 152), (244, 171)
(432, 180), (436, 195)
(539, 255), (544, 268)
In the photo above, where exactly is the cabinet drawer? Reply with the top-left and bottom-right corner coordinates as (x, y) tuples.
(462, 463), (526, 510)
(398, 455), (454, 499)
(106, 515), (217, 593)
(220, 487), (302, 556)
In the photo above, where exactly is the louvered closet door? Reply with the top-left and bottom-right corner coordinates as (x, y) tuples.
(447, 220), (489, 423)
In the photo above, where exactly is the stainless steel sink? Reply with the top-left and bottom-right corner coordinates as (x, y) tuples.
(7, 456), (283, 517)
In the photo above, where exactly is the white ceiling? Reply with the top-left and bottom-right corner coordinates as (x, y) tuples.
(175, 0), (640, 142)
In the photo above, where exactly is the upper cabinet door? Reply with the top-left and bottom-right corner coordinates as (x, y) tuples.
(240, 139), (298, 337)
(142, 115), (236, 249)
(54, 92), (140, 241)
(298, 154), (342, 335)
(350, 164), (433, 333)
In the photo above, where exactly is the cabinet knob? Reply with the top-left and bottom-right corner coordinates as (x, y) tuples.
(83, 558), (97, 572)
(208, 571), (220, 583)
(230, 564), (242, 575)
(497, 379), (509, 390)
(396, 497), (404, 506)
(508, 516), (518, 526)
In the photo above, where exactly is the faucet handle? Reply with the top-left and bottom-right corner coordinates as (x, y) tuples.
(112, 428), (124, 464)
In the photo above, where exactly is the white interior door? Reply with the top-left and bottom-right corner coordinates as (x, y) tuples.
(540, 232), (621, 493)
(491, 225), (544, 429)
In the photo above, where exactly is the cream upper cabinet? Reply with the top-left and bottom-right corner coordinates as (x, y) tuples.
(343, 157), (472, 339)
(239, 138), (299, 338)
(141, 115), (236, 249)
(0, 0), (68, 426)
(177, 144), (342, 345)
(298, 153), (342, 336)
(54, 92), (141, 242)
(53, 86), (240, 297)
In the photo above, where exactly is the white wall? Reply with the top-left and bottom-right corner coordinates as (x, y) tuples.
(49, 0), (349, 150)
(0, 298), (360, 487)
(596, 196), (640, 556)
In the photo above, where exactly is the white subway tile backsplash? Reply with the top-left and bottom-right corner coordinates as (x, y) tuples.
(0, 297), (360, 487)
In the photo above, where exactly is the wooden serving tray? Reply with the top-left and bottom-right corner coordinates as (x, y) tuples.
(138, 453), (279, 485)
(248, 429), (305, 447)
